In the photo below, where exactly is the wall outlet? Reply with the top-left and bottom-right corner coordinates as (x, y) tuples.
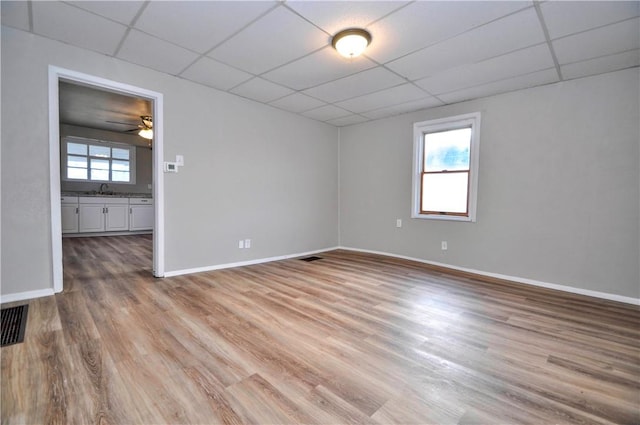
(238, 240), (244, 249)
(441, 241), (448, 251)
(396, 219), (402, 228)
(244, 239), (251, 248)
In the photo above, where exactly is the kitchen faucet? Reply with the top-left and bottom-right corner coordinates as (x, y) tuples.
(99, 183), (109, 194)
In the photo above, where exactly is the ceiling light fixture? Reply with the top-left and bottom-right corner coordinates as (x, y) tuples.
(138, 115), (153, 140)
(332, 28), (371, 59)
(138, 128), (153, 140)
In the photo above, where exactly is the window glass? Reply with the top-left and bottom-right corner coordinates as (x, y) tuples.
(63, 138), (136, 184)
(423, 128), (471, 172)
(421, 172), (469, 213)
(67, 142), (87, 156)
(112, 171), (130, 182)
(67, 155), (87, 168)
(89, 145), (110, 158)
(112, 148), (129, 160)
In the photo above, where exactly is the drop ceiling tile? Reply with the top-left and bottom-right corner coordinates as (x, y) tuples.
(286, 1), (408, 35)
(438, 68), (558, 104)
(117, 30), (200, 75)
(269, 93), (327, 113)
(302, 105), (352, 121)
(335, 83), (427, 113)
(541, 1), (639, 40)
(553, 18), (640, 65)
(67, 1), (145, 26)
(387, 8), (546, 81)
(262, 47), (376, 90)
(135, 1), (276, 54)
(326, 114), (370, 127)
(1, 1), (30, 31)
(303, 67), (407, 103)
(209, 6), (328, 75)
(366, 1), (532, 64)
(32, 1), (128, 55)
(561, 49), (640, 80)
(230, 77), (295, 103)
(181, 57), (254, 91)
(362, 97), (445, 120)
(415, 44), (554, 95)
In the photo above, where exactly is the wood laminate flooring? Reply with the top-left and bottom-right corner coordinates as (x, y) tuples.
(2, 235), (639, 424)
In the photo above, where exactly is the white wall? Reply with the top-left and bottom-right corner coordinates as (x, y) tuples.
(339, 68), (639, 300)
(1, 27), (339, 297)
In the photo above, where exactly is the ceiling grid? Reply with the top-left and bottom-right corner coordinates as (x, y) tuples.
(1, 0), (637, 128)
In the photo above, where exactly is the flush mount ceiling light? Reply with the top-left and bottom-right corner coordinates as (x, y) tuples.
(332, 28), (371, 59)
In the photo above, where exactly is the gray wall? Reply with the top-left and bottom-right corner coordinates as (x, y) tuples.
(2, 24), (637, 301)
(60, 124), (152, 195)
(1, 26), (339, 296)
(339, 68), (639, 299)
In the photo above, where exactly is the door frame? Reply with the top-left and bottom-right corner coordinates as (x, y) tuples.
(48, 66), (165, 293)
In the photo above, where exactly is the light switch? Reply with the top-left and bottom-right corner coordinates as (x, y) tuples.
(176, 155), (184, 166)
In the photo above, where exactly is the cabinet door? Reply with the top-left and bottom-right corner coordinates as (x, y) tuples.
(79, 204), (105, 232)
(105, 204), (129, 231)
(61, 205), (79, 233)
(129, 205), (154, 231)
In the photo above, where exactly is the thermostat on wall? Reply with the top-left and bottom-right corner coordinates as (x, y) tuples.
(164, 162), (178, 173)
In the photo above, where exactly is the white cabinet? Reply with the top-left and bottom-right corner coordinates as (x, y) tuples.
(129, 198), (154, 231)
(78, 197), (129, 233)
(79, 204), (104, 232)
(105, 203), (129, 231)
(61, 196), (79, 234)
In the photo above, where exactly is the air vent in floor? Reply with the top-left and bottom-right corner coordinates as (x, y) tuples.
(1, 304), (28, 347)
(299, 256), (323, 262)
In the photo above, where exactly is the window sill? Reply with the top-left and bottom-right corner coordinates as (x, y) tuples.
(411, 213), (475, 222)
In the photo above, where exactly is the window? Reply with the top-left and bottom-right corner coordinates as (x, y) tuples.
(412, 112), (480, 221)
(63, 137), (136, 184)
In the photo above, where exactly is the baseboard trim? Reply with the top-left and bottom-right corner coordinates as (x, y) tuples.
(0, 288), (56, 304)
(164, 246), (341, 277)
(339, 246), (640, 306)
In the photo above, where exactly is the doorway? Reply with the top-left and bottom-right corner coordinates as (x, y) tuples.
(48, 66), (165, 293)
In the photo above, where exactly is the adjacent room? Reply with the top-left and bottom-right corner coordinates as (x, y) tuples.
(1, 1), (639, 424)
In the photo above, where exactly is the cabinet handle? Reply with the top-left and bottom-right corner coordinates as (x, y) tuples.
(130, 208), (132, 214)
(75, 207), (78, 214)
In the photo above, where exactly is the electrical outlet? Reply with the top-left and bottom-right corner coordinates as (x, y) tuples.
(441, 241), (448, 251)
(238, 240), (244, 249)
(396, 219), (402, 228)
(245, 239), (251, 248)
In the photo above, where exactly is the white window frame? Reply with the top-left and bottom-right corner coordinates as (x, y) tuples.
(62, 136), (137, 184)
(412, 112), (481, 222)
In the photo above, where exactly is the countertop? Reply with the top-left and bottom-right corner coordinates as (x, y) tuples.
(62, 191), (152, 199)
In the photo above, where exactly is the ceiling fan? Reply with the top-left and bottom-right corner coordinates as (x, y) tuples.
(107, 115), (153, 140)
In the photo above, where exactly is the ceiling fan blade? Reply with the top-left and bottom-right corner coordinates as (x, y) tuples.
(106, 120), (139, 126)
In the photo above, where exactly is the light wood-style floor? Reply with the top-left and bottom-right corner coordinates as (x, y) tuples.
(2, 235), (639, 424)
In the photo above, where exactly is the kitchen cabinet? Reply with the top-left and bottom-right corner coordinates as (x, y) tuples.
(129, 198), (154, 231)
(78, 197), (129, 233)
(61, 196), (79, 233)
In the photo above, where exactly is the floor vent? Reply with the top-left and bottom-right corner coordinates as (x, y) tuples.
(1, 305), (28, 347)
(299, 256), (323, 262)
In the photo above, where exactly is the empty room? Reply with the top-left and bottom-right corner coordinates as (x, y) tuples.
(1, 1), (639, 424)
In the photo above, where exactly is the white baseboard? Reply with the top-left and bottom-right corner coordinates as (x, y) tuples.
(339, 246), (640, 306)
(164, 246), (341, 277)
(0, 288), (55, 304)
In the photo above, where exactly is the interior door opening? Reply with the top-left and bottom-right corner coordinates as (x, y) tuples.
(48, 66), (165, 293)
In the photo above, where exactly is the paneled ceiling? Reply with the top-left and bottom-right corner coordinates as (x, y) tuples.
(2, 1), (639, 128)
